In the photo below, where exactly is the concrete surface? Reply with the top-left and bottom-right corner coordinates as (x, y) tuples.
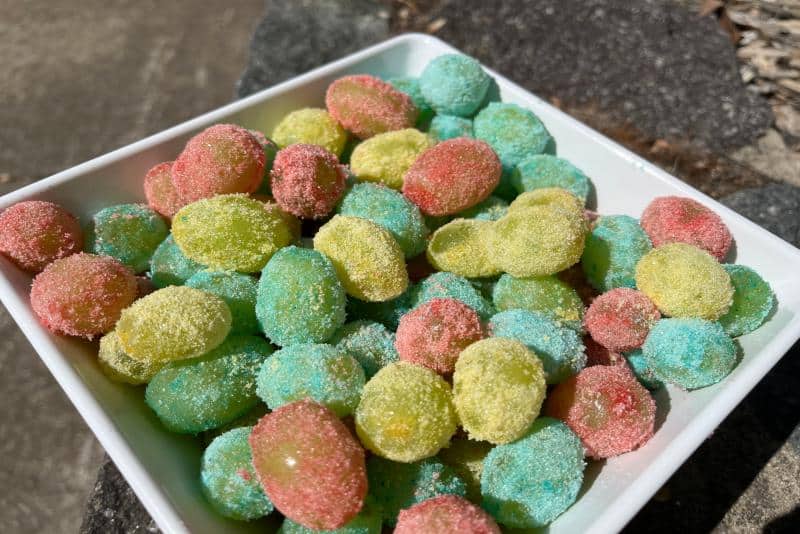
(0, 0), (264, 532)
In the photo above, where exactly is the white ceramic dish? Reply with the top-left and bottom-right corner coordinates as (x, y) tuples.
(1, 33), (799, 534)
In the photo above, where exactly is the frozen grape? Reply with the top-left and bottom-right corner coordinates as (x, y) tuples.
(420, 54), (491, 117)
(330, 320), (399, 378)
(582, 214), (652, 292)
(270, 144), (347, 219)
(584, 288), (660, 353)
(326, 75), (418, 139)
(719, 264), (775, 337)
(492, 273), (584, 331)
(426, 219), (501, 278)
(272, 108), (348, 156)
(395, 495), (501, 534)
(349, 129), (434, 190)
(98, 330), (164, 385)
(149, 235), (205, 289)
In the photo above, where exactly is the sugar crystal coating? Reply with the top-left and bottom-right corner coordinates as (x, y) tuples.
(326, 75), (418, 139)
(336, 182), (429, 258)
(426, 218), (500, 278)
(719, 264), (775, 337)
(429, 114), (474, 141)
(453, 338), (546, 444)
(388, 76), (435, 127)
(87, 203), (168, 273)
(145, 335), (272, 433)
(116, 285), (231, 362)
(349, 129), (434, 190)
(270, 144), (347, 219)
(420, 54), (491, 117)
(458, 195), (508, 222)
(201, 427), (273, 520)
(0, 200), (83, 272)
(635, 243), (733, 320)
(545, 365), (656, 458)
(98, 330), (164, 385)
(355, 362), (457, 462)
(490, 204), (586, 277)
(367, 456), (467, 526)
(149, 235), (205, 288)
(625, 348), (664, 390)
(411, 271), (495, 321)
(395, 494), (501, 534)
(584, 288), (660, 353)
(272, 108), (348, 156)
(330, 320), (399, 378)
(172, 124), (264, 203)
(396, 298), (485, 375)
(511, 155), (591, 203)
(186, 270), (260, 335)
(256, 343), (365, 417)
(492, 273), (585, 330)
(279, 500), (382, 534)
(402, 137), (501, 216)
(30, 253), (136, 338)
(582, 214), (653, 292)
(143, 161), (183, 218)
(642, 318), (737, 390)
(640, 196), (733, 261)
(490, 309), (586, 384)
(256, 246), (346, 346)
(481, 417), (585, 528)
(249, 400), (367, 530)
(172, 194), (293, 273)
(437, 436), (494, 503)
(313, 215), (408, 302)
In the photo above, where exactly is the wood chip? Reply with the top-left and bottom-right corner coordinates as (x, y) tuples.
(426, 17), (447, 33)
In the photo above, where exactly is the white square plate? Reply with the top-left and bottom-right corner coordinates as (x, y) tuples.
(1, 33), (799, 534)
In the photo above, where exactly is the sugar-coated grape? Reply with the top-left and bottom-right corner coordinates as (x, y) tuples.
(492, 273), (585, 331)
(426, 218), (501, 278)
(186, 270), (259, 335)
(272, 108), (348, 156)
(395, 495), (501, 534)
(330, 320), (399, 378)
(149, 235), (205, 288)
(582, 214), (652, 292)
(326, 75), (418, 139)
(349, 129), (434, 190)
(98, 330), (164, 385)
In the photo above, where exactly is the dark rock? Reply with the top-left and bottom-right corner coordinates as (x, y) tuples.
(80, 457), (159, 534)
(721, 183), (800, 246)
(393, 0), (772, 151)
(236, 0), (390, 98)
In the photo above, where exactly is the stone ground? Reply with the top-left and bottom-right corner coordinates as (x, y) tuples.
(1, 0), (799, 533)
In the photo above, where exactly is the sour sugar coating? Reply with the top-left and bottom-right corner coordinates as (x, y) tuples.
(279, 500), (382, 534)
(640, 196), (733, 261)
(458, 195), (508, 222)
(511, 155), (591, 203)
(490, 204), (586, 277)
(395, 495), (501, 534)
(149, 235), (205, 288)
(420, 54), (491, 117)
(0, 200), (83, 272)
(186, 270), (260, 335)
(481, 417), (585, 529)
(411, 271), (495, 321)
(367, 456), (467, 526)
(719, 264), (775, 337)
(249, 400), (367, 530)
(326, 74), (418, 139)
(437, 436), (494, 503)
(116, 285), (231, 362)
(402, 137), (501, 216)
(429, 114), (474, 141)
(453, 338), (546, 444)
(492, 273), (585, 330)
(396, 298), (485, 375)
(257, 246), (346, 346)
(490, 310), (586, 385)
(346, 289), (413, 331)
(473, 102), (553, 178)
(98, 330), (165, 385)
(270, 144), (347, 219)
(635, 243), (733, 320)
(172, 124), (264, 203)
(545, 365), (656, 458)
(172, 194), (293, 272)
(584, 288), (660, 353)
(642, 318), (737, 390)
(336, 182), (429, 258)
(388, 76), (435, 127)
(87, 203), (168, 273)
(508, 187), (585, 220)
(426, 218), (501, 278)
(330, 320), (399, 378)
(355, 362), (457, 462)
(256, 343), (365, 417)
(349, 129), (434, 190)
(249, 129), (279, 195)
(271, 108), (348, 156)
(201, 427), (273, 520)
(145, 335), (272, 433)
(582, 214), (653, 292)
(625, 349), (664, 390)
(30, 253), (136, 338)
(143, 161), (183, 218)
(313, 215), (408, 302)
(256, 198), (303, 242)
